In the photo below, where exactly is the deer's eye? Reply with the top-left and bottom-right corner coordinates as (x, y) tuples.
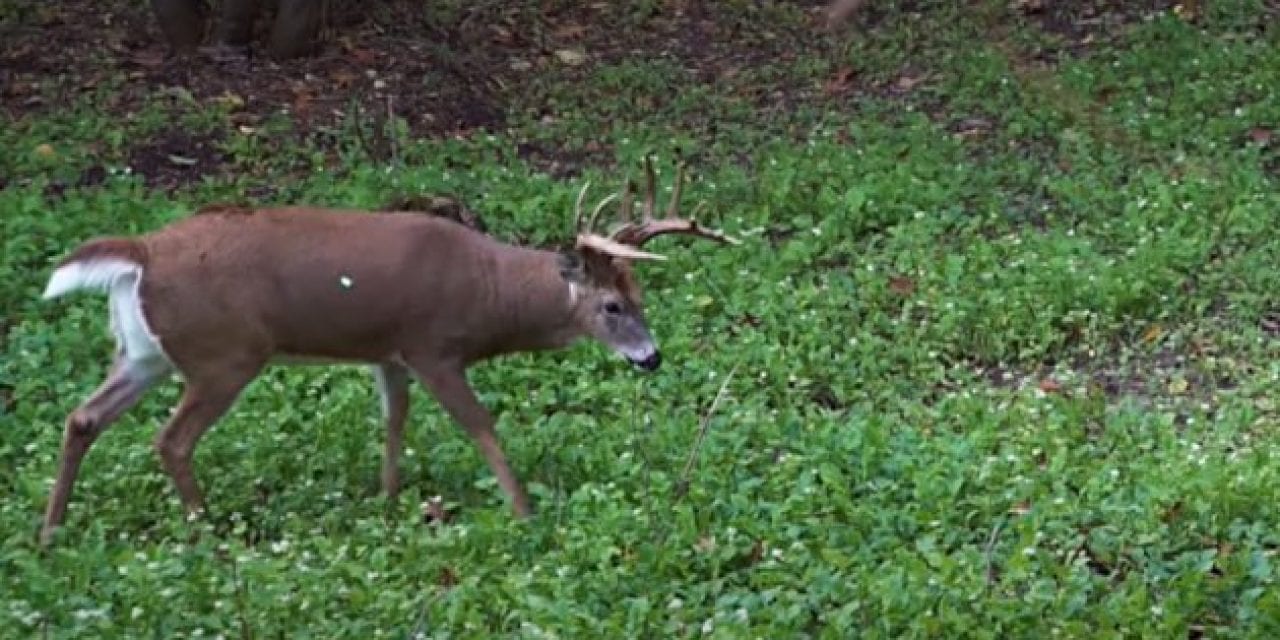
(603, 301), (623, 315)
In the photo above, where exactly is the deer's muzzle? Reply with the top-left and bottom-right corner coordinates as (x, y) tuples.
(632, 351), (662, 372)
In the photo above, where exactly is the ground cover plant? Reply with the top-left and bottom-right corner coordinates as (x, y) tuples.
(2, 0), (1280, 636)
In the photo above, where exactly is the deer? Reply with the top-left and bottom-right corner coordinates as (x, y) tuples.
(36, 156), (737, 546)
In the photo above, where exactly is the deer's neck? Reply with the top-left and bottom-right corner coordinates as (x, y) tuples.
(480, 246), (582, 357)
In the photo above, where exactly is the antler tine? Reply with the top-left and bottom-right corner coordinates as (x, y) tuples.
(665, 160), (686, 219)
(618, 178), (635, 223)
(642, 154), (657, 219)
(573, 181), (591, 233)
(585, 193), (619, 235)
(613, 157), (740, 248)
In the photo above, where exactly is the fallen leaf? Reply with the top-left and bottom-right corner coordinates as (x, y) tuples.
(213, 91), (245, 110)
(422, 495), (451, 524)
(1038, 378), (1062, 393)
(1141, 324), (1164, 344)
(888, 275), (916, 296)
(348, 47), (377, 65)
(1260, 310), (1280, 335)
(825, 0), (867, 30)
(437, 565), (458, 588)
(1248, 127), (1273, 145)
(490, 25), (516, 45)
(1188, 336), (1214, 356)
(229, 111), (259, 127)
(894, 74), (927, 92)
(292, 89), (313, 121)
(824, 66), (856, 95)
(554, 23), (587, 40)
(1160, 500), (1183, 522)
(694, 536), (716, 553)
(954, 117), (993, 139)
(554, 49), (589, 66)
(33, 143), (56, 158)
(129, 49), (167, 68)
(1009, 502), (1032, 516)
(331, 69), (358, 89)
(1168, 377), (1190, 395)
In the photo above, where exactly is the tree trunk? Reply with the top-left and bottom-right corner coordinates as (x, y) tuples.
(269, 0), (324, 60)
(150, 0), (208, 53)
(214, 0), (261, 48)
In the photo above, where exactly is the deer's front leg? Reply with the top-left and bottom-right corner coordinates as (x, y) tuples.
(153, 356), (263, 518)
(407, 360), (532, 518)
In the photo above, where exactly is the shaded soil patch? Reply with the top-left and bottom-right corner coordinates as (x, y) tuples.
(969, 335), (1242, 417)
(514, 140), (612, 180)
(0, 1), (836, 138)
(0, 2), (854, 152)
(0, 1), (508, 135)
(126, 129), (228, 191)
(1, 0), (1206, 194)
(41, 164), (109, 200)
(2, 0), (1067, 189)
(1018, 0), (1179, 58)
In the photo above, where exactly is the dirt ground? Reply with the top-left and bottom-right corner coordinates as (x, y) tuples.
(1, 0), (1192, 189)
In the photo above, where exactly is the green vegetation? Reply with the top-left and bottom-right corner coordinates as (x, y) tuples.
(2, 1), (1279, 636)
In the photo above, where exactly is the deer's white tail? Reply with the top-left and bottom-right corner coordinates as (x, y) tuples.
(43, 239), (167, 366)
(43, 259), (143, 299)
(43, 238), (150, 299)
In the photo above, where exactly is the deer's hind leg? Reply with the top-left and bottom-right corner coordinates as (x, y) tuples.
(41, 354), (167, 545)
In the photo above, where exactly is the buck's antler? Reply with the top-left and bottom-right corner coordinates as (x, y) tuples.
(574, 181), (666, 261)
(571, 155), (739, 261)
(608, 155), (741, 249)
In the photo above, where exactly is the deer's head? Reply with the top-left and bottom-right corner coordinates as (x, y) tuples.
(560, 156), (739, 372)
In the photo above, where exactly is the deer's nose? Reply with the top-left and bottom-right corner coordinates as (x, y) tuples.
(634, 351), (662, 371)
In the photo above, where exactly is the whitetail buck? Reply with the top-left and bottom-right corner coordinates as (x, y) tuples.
(37, 157), (737, 545)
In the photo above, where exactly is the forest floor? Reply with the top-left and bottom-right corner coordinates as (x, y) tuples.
(2, 0), (1280, 637)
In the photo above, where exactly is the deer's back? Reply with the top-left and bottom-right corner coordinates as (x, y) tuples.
(137, 207), (499, 363)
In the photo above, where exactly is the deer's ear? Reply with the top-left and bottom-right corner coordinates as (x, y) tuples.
(557, 251), (587, 284)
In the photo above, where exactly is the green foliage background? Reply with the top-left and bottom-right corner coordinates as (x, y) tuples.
(2, 1), (1279, 636)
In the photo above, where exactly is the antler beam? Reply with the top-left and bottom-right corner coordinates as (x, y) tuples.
(573, 154), (739, 262)
(609, 154), (740, 248)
